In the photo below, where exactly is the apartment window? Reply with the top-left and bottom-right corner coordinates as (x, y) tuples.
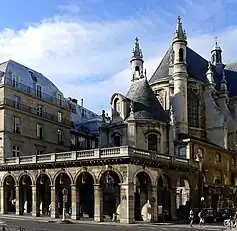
(58, 111), (63, 123)
(14, 95), (21, 109)
(216, 153), (221, 163)
(12, 74), (19, 88)
(13, 116), (21, 134)
(57, 94), (62, 106)
(232, 157), (236, 166)
(36, 150), (43, 155)
(82, 109), (86, 118)
(12, 145), (20, 157)
(36, 85), (42, 98)
(178, 146), (187, 157)
(37, 104), (43, 116)
(57, 129), (63, 144)
(36, 124), (43, 139)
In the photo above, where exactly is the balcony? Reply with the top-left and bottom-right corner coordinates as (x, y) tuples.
(0, 98), (72, 127)
(3, 146), (199, 170)
(1, 77), (70, 109)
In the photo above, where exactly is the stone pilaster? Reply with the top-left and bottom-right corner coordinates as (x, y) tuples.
(15, 185), (20, 215)
(31, 185), (37, 217)
(71, 184), (79, 220)
(119, 183), (135, 224)
(94, 184), (103, 222)
(0, 186), (4, 214)
(151, 186), (158, 222)
(50, 185), (58, 218)
(170, 187), (177, 220)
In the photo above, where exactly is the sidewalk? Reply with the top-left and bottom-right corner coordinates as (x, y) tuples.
(0, 214), (226, 228)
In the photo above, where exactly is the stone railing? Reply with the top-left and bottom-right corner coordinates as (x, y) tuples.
(3, 146), (199, 169)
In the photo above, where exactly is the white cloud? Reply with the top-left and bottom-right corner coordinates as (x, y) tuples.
(0, 4), (237, 114)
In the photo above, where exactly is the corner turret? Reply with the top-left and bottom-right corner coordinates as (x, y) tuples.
(130, 37), (144, 81)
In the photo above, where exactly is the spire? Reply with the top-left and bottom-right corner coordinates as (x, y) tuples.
(211, 36), (222, 66)
(220, 70), (228, 94)
(173, 16), (187, 43)
(130, 37), (144, 80)
(130, 37), (143, 62)
(206, 61), (215, 86)
(212, 36), (222, 52)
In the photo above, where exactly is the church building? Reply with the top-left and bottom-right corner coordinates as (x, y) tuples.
(1, 16), (237, 224)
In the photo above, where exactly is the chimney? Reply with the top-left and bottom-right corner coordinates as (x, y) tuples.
(71, 98), (78, 104)
(81, 98), (84, 107)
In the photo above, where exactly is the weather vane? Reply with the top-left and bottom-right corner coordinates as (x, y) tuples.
(214, 36), (218, 45)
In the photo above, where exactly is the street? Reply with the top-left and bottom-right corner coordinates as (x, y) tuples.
(0, 218), (227, 231)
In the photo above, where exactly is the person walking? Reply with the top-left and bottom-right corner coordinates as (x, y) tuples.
(189, 209), (194, 227)
(198, 210), (205, 227)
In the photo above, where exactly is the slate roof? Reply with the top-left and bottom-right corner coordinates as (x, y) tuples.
(0, 59), (63, 97)
(149, 46), (237, 98)
(126, 78), (169, 122)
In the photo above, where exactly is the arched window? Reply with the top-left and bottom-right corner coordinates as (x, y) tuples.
(113, 134), (121, 147)
(148, 134), (159, 151)
(135, 66), (140, 77)
(179, 48), (184, 62)
(114, 98), (120, 114)
(188, 93), (199, 127)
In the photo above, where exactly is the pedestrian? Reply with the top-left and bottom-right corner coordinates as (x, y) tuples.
(198, 210), (205, 227)
(189, 209), (194, 227)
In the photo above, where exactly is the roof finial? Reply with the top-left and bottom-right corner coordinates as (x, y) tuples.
(131, 36), (143, 61)
(214, 36), (218, 46)
(173, 16), (187, 42)
(144, 69), (147, 79)
(177, 16), (181, 23)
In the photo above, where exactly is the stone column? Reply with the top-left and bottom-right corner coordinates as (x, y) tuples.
(71, 184), (79, 220)
(119, 183), (135, 224)
(31, 185), (37, 217)
(50, 185), (58, 218)
(15, 185), (20, 215)
(94, 184), (103, 222)
(170, 187), (177, 220)
(0, 186), (4, 214)
(151, 186), (158, 222)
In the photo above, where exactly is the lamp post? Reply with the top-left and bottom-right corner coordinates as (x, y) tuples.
(62, 188), (68, 222)
(195, 149), (204, 209)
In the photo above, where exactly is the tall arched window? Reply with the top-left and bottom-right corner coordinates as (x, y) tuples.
(188, 93), (199, 127)
(113, 134), (121, 147)
(114, 98), (120, 114)
(179, 48), (184, 62)
(148, 134), (159, 151)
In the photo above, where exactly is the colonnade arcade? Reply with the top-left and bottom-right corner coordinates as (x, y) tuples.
(1, 169), (191, 222)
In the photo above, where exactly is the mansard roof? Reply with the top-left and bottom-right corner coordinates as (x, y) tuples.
(126, 78), (169, 122)
(0, 59), (63, 97)
(149, 47), (237, 97)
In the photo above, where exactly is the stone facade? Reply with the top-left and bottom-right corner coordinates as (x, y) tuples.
(0, 147), (199, 223)
(0, 67), (72, 160)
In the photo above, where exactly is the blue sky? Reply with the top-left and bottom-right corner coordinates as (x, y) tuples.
(0, 0), (237, 113)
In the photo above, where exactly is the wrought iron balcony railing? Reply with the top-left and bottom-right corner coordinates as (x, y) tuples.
(1, 77), (71, 109)
(0, 98), (73, 127)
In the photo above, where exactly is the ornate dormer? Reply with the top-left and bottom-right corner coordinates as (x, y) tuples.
(130, 37), (144, 81)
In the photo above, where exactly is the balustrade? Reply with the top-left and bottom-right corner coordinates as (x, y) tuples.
(3, 146), (199, 170)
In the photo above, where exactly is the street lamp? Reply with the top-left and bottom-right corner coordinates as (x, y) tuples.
(195, 149), (204, 209)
